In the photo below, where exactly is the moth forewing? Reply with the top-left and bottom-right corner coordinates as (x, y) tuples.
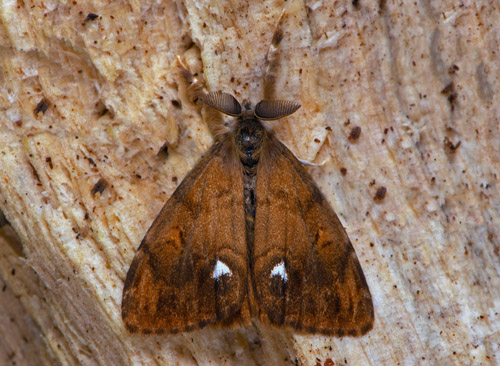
(122, 139), (250, 334)
(252, 136), (374, 336)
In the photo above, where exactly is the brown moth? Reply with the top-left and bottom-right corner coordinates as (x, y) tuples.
(122, 12), (374, 336)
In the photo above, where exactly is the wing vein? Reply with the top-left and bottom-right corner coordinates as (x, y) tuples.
(291, 168), (308, 327)
(291, 160), (324, 327)
(182, 167), (209, 270)
(231, 172), (238, 253)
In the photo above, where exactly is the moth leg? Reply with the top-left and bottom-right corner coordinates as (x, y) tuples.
(176, 57), (206, 104)
(263, 10), (286, 100)
(176, 57), (226, 136)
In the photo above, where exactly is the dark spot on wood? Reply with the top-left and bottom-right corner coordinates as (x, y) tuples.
(348, 126), (361, 141)
(91, 178), (108, 195)
(157, 143), (169, 158)
(83, 13), (99, 25)
(352, 0), (360, 8)
(374, 186), (387, 201)
(95, 100), (110, 117)
(28, 161), (41, 184)
(444, 137), (461, 152)
(171, 99), (181, 109)
(86, 157), (97, 167)
(448, 93), (457, 106)
(340, 167), (347, 176)
(86, 13), (99, 21)
(325, 358), (335, 366)
(448, 64), (459, 75)
(34, 98), (50, 115)
(441, 82), (457, 110)
(45, 157), (53, 169)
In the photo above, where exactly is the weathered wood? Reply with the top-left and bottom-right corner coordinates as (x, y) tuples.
(0, 0), (499, 365)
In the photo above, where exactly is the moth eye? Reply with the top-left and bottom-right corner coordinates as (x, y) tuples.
(212, 260), (233, 280)
(270, 260), (288, 283)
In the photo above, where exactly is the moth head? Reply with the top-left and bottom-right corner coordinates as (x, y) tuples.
(202, 92), (301, 121)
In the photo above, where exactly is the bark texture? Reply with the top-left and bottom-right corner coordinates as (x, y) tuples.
(0, 0), (499, 365)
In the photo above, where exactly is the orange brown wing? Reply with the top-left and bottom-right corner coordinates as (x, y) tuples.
(252, 136), (374, 336)
(122, 138), (248, 333)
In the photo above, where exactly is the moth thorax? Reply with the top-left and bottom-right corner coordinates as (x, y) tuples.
(234, 117), (265, 166)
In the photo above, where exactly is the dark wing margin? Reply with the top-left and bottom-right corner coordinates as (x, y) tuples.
(252, 135), (374, 336)
(122, 137), (249, 334)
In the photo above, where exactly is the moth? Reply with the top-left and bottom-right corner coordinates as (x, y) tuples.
(122, 13), (374, 336)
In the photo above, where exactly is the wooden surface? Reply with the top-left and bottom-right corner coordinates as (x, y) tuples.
(1, 0), (499, 365)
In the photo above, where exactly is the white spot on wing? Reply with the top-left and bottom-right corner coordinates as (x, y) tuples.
(212, 260), (232, 279)
(270, 261), (287, 282)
